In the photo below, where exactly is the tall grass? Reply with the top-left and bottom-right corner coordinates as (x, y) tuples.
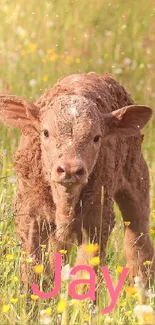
(0, 0), (155, 324)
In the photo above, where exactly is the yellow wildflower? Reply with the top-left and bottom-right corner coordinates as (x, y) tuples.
(28, 43), (36, 52)
(33, 264), (44, 275)
(21, 250), (26, 255)
(89, 256), (100, 266)
(40, 244), (46, 249)
(70, 299), (78, 306)
(120, 301), (127, 307)
(124, 221), (131, 226)
(10, 298), (18, 304)
(8, 163), (13, 168)
(2, 304), (10, 313)
(20, 294), (26, 299)
(115, 266), (123, 273)
(125, 286), (137, 297)
(84, 314), (90, 322)
(59, 249), (67, 254)
(84, 243), (99, 253)
(6, 169), (12, 173)
(57, 299), (67, 313)
(50, 54), (58, 61)
(105, 316), (113, 323)
(125, 311), (132, 317)
(11, 276), (19, 283)
(76, 58), (81, 63)
(26, 257), (33, 263)
(45, 252), (49, 257)
(43, 75), (48, 82)
(31, 294), (39, 301)
(150, 228), (155, 235)
(45, 307), (51, 316)
(6, 254), (14, 261)
(143, 260), (152, 266)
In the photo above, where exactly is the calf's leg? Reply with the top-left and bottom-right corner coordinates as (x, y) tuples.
(114, 169), (155, 284)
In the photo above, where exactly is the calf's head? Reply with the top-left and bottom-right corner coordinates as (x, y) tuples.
(0, 93), (152, 241)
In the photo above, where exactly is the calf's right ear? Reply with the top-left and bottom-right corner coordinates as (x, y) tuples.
(0, 95), (40, 133)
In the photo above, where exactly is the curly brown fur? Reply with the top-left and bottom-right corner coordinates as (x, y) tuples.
(0, 73), (154, 286)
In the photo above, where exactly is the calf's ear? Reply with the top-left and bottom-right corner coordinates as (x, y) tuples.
(104, 105), (153, 136)
(0, 95), (39, 133)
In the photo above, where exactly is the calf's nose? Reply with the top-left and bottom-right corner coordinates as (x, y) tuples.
(55, 159), (87, 184)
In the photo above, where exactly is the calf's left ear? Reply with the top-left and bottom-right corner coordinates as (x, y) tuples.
(0, 95), (40, 133)
(104, 105), (153, 136)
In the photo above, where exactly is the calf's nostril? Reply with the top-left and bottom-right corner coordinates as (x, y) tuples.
(76, 167), (85, 177)
(57, 166), (65, 174)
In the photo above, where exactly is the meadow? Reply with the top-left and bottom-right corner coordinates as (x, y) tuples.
(0, 0), (155, 324)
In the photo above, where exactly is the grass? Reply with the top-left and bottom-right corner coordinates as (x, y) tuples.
(0, 0), (155, 324)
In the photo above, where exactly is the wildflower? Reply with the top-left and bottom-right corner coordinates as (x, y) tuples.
(26, 257), (33, 263)
(15, 26), (26, 37)
(31, 294), (39, 301)
(11, 276), (19, 283)
(43, 75), (48, 82)
(59, 249), (67, 254)
(57, 299), (67, 313)
(45, 252), (49, 257)
(146, 289), (155, 298)
(150, 228), (155, 235)
(61, 264), (71, 282)
(2, 304), (10, 313)
(115, 266), (123, 273)
(124, 221), (131, 226)
(40, 244), (46, 249)
(10, 298), (18, 304)
(28, 43), (36, 52)
(123, 57), (132, 66)
(70, 299), (78, 306)
(125, 311), (132, 317)
(29, 79), (36, 87)
(125, 286), (137, 297)
(6, 254), (14, 261)
(50, 54), (58, 61)
(6, 168), (12, 173)
(75, 58), (81, 63)
(20, 294), (26, 299)
(84, 314), (90, 322)
(89, 256), (100, 266)
(33, 264), (44, 275)
(134, 276), (141, 285)
(114, 68), (123, 75)
(134, 305), (154, 323)
(45, 308), (51, 316)
(21, 250), (26, 255)
(143, 260), (152, 266)
(84, 243), (99, 253)
(120, 301), (127, 307)
(40, 310), (52, 325)
(105, 315), (113, 323)
(8, 163), (13, 168)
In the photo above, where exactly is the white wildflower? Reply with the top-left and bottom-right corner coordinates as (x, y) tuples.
(134, 304), (154, 322)
(61, 264), (71, 282)
(113, 68), (122, 75)
(40, 310), (52, 325)
(29, 79), (36, 87)
(123, 57), (132, 66)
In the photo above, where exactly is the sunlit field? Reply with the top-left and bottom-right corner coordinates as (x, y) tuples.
(0, 0), (155, 324)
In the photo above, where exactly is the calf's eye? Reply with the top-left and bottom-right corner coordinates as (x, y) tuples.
(93, 135), (101, 143)
(43, 130), (49, 138)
